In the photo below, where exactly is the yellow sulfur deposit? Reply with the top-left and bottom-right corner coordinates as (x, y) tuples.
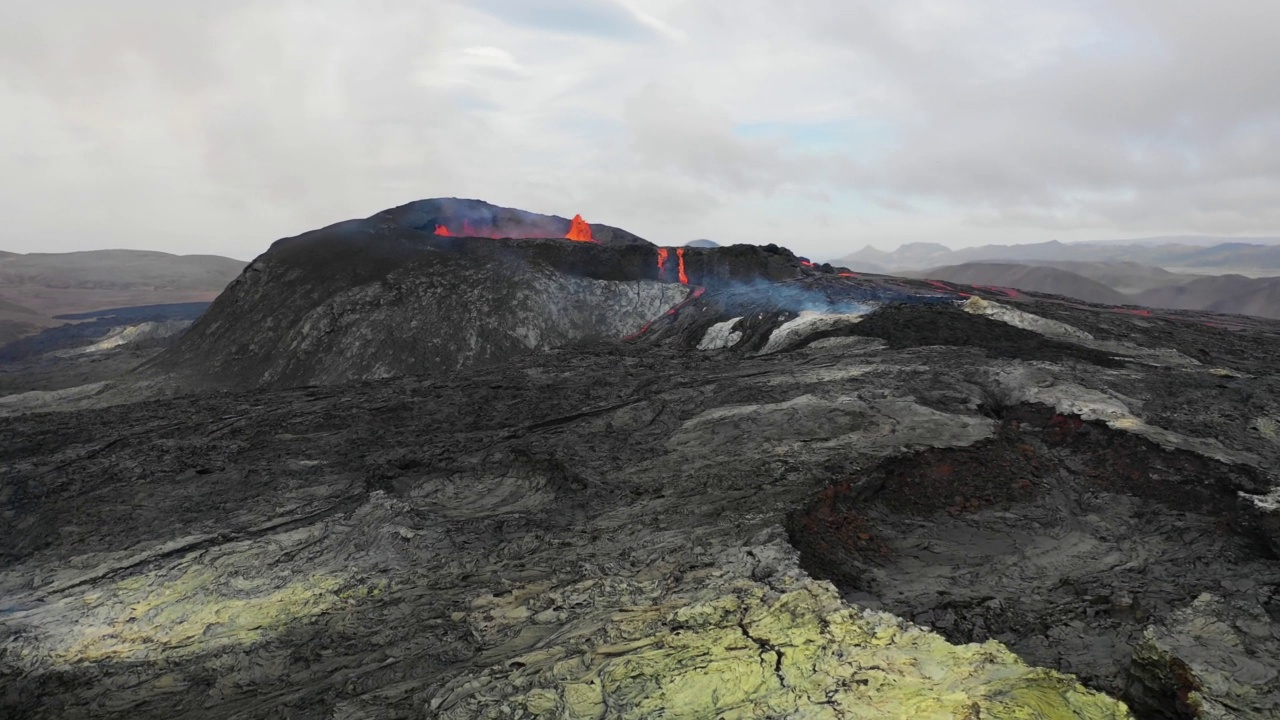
(443, 575), (1133, 719)
(58, 566), (360, 663)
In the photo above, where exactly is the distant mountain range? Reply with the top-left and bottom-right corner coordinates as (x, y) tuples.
(834, 237), (1280, 275)
(0, 250), (245, 345)
(828, 236), (1280, 320)
(904, 264), (1130, 306)
(1133, 274), (1280, 319)
(1017, 261), (1197, 294)
(1072, 235), (1280, 247)
(906, 261), (1280, 320)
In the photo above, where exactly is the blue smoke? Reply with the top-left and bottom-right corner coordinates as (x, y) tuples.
(719, 278), (957, 315)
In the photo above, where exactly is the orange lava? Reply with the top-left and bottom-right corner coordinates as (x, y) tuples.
(434, 224), (452, 236)
(676, 248), (689, 284)
(656, 247), (669, 277)
(565, 214), (595, 242)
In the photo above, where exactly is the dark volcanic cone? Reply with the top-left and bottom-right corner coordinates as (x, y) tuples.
(146, 202), (805, 389)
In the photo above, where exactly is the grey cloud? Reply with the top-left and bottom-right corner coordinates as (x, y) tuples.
(624, 84), (796, 193)
(468, 0), (657, 40)
(0, 3), (253, 98)
(1, 0), (1278, 257)
(766, 1), (1280, 239)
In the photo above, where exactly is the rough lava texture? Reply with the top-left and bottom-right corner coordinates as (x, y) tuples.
(3, 211), (1280, 719)
(1, 343), (1137, 720)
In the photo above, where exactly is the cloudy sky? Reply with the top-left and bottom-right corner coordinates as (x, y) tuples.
(3, 1), (1278, 260)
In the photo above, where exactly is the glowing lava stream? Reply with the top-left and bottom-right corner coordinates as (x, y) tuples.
(628, 246), (699, 341)
(623, 287), (706, 341)
(655, 247), (686, 284)
(434, 225), (452, 236)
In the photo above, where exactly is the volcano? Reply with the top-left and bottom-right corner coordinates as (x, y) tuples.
(146, 199), (804, 388)
(4, 199), (1280, 720)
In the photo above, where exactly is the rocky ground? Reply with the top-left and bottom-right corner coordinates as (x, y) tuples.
(3, 239), (1280, 718)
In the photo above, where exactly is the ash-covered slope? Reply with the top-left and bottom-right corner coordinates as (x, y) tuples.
(150, 200), (802, 389)
(0, 298), (48, 346)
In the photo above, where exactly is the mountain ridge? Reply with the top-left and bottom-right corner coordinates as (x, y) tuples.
(835, 238), (1280, 272)
(907, 260), (1280, 319)
(907, 263), (1131, 305)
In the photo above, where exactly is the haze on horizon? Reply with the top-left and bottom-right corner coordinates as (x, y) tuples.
(3, 1), (1279, 260)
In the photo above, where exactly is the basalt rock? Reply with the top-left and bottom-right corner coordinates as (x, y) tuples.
(4, 206), (1280, 719)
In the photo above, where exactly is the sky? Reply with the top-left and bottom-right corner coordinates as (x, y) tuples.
(3, 1), (1279, 260)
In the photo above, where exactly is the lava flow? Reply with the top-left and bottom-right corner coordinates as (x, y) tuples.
(565, 214), (595, 243)
(435, 221), (493, 238)
(676, 248), (689, 285)
(657, 248), (670, 275)
(623, 286), (706, 341)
